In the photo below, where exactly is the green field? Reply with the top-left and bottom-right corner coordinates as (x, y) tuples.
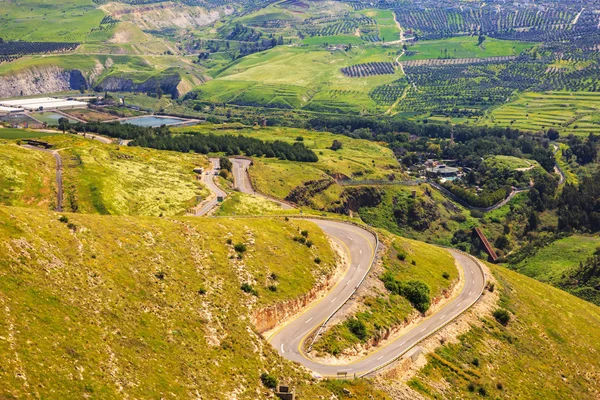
(0, 0), (107, 42)
(483, 91), (600, 136)
(482, 155), (538, 171)
(511, 235), (600, 284)
(360, 9), (401, 43)
(0, 141), (57, 209)
(402, 36), (535, 60)
(0, 128), (57, 140)
(408, 264), (600, 399)
(191, 46), (403, 114)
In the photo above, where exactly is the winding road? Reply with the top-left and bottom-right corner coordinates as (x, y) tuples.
(267, 221), (486, 377)
(230, 158), (295, 209)
(195, 158), (226, 216)
(197, 158), (486, 377)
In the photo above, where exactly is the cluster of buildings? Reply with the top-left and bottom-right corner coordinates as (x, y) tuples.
(0, 97), (89, 114)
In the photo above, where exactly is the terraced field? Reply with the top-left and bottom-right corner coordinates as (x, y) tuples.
(484, 92), (600, 136)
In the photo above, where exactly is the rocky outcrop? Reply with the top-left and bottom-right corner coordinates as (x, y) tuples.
(285, 178), (334, 206)
(0, 66), (88, 98)
(328, 186), (383, 215)
(94, 73), (182, 98)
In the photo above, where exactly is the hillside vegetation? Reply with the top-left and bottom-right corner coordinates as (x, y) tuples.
(407, 265), (600, 399)
(0, 207), (392, 398)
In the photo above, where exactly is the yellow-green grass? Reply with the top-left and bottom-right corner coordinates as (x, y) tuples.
(312, 231), (458, 356)
(44, 135), (210, 216)
(360, 9), (401, 43)
(195, 45), (403, 113)
(303, 35), (365, 46)
(0, 0), (107, 43)
(408, 264), (600, 399)
(173, 125), (402, 200)
(0, 206), (382, 399)
(482, 155), (537, 171)
(0, 129), (57, 140)
(215, 192), (300, 216)
(483, 91), (600, 136)
(511, 235), (600, 284)
(402, 36), (535, 60)
(0, 141), (56, 209)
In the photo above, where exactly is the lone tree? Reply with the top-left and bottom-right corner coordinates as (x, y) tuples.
(478, 34), (486, 46)
(58, 117), (70, 134)
(331, 140), (343, 151)
(219, 157), (233, 172)
(547, 128), (560, 141)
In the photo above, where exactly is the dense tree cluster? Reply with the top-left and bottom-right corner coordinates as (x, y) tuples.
(382, 273), (431, 313)
(557, 171), (600, 233)
(131, 132), (319, 162)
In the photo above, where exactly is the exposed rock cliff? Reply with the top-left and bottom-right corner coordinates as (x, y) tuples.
(0, 66), (88, 98)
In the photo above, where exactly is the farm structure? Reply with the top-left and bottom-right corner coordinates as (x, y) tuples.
(0, 98), (88, 111)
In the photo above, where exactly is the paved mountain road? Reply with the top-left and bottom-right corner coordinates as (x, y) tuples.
(197, 158), (486, 376)
(268, 222), (486, 378)
(230, 158), (294, 209)
(195, 158), (226, 216)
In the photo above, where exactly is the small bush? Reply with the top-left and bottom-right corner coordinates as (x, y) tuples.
(270, 272), (278, 281)
(314, 257), (321, 264)
(467, 382), (476, 392)
(267, 285), (277, 292)
(411, 260), (416, 266)
(496, 382), (504, 390)
(226, 238), (232, 245)
(155, 271), (165, 280)
(487, 283), (495, 293)
(301, 230), (309, 237)
(471, 210), (484, 219)
(493, 309), (511, 326)
(59, 215), (69, 223)
(472, 358), (480, 367)
(234, 243), (247, 253)
(295, 136), (304, 142)
(241, 283), (258, 296)
(346, 318), (367, 341)
(260, 372), (277, 389)
(218, 169), (229, 179)
(442, 272), (450, 279)
(305, 240), (313, 248)
(198, 288), (206, 295)
(478, 386), (487, 396)
(397, 251), (407, 261)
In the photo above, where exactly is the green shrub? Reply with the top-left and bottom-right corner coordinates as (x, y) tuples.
(442, 272), (450, 279)
(346, 317), (367, 341)
(397, 251), (407, 261)
(198, 288), (206, 295)
(260, 372), (277, 389)
(234, 243), (247, 253)
(267, 285), (277, 292)
(305, 240), (313, 248)
(478, 386), (487, 396)
(493, 309), (511, 326)
(59, 215), (69, 223)
(301, 230), (309, 237)
(467, 382), (476, 392)
(314, 257), (321, 264)
(472, 358), (480, 367)
(241, 283), (258, 296)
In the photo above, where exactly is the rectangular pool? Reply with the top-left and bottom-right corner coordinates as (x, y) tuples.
(120, 116), (189, 128)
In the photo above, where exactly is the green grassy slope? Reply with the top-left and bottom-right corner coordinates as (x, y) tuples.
(45, 135), (211, 216)
(0, 206), (391, 398)
(402, 37), (534, 60)
(408, 265), (600, 399)
(0, 141), (57, 209)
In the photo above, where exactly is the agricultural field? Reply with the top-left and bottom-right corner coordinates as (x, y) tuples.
(483, 91), (600, 136)
(43, 135), (210, 216)
(0, 141), (57, 209)
(359, 9), (401, 43)
(188, 45), (404, 114)
(401, 36), (535, 60)
(0, 128), (56, 140)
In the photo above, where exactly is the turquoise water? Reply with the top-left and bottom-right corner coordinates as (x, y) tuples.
(120, 116), (187, 127)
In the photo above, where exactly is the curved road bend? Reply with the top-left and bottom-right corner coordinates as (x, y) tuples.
(23, 145), (63, 212)
(268, 224), (485, 377)
(230, 158), (294, 210)
(196, 158), (226, 216)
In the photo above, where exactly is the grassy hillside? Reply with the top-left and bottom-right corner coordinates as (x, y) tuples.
(312, 231), (458, 356)
(0, 206), (393, 398)
(0, 141), (57, 209)
(173, 125), (402, 200)
(46, 135), (210, 216)
(407, 264), (600, 399)
(402, 37), (534, 60)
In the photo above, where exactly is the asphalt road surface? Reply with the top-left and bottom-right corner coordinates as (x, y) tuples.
(268, 221), (485, 378)
(230, 158), (294, 210)
(23, 145), (63, 212)
(195, 158), (226, 216)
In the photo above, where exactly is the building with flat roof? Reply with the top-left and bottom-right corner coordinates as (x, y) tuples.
(0, 97), (88, 111)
